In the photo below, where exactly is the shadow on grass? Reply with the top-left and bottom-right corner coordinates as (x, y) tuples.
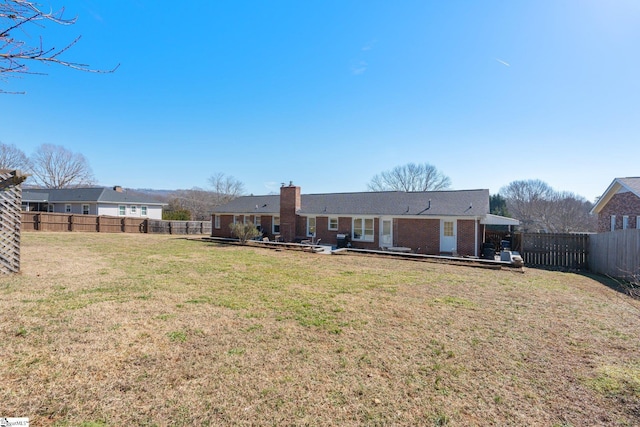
(524, 264), (639, 300)
(578, 271), (640, 299)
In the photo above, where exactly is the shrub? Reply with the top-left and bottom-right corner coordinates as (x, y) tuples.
(230, 221), (261, 244)
(162, 209), (191, 220)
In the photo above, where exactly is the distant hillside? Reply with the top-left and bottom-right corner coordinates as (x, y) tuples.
(125, 188), (175, 202)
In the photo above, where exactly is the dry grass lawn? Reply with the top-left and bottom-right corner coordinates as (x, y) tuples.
(1, 232), (639, 426)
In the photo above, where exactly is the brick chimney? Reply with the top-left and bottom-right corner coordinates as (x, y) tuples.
(280, 181), (301, 242)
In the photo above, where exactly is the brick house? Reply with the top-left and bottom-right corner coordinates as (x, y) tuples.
(211, 182), (518, 257)
(590, 177), (640, 232)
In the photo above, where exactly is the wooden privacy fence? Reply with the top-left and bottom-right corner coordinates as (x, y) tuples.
(147, 220), (212, 235)
(21, 212), (211, 235)
(21, 212), (147, 233)
(589, 229), (640, 280)
(518, 232), (591, 269)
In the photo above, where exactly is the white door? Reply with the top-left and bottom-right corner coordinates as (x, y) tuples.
(440, 219), (457, 254)
(380, 218), (392, 248)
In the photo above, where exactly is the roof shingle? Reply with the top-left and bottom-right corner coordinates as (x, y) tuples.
(213, 189), (490, 217)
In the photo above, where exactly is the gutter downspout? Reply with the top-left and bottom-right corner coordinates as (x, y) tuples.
(474, 217), (479, 258)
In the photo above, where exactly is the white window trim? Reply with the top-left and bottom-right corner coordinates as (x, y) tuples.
(233, 215), (240, 224)
(214, 215), (221, 229)
(307, 217), (316, 237)
(244, 215), (252, 225)
(623, 215), (629, 230)
(254, 216), (261, 228)
(328, 217), (338, 231)
(352, 217), (375, 241)
(141, 206), (148, 216)
(119, 205), (126, 216)
(637, 216), (640, 230)
(130, 205), (138, 214)
(273, 216), (280, 234)
(65, 204), (71, 213)
(82, 204), (90, 215)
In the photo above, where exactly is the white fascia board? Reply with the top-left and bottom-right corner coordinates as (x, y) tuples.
(590, 180), (622, 214)
(480, 214), (520, 226)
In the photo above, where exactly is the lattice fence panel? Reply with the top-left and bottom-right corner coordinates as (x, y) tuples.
(0, 170), (27, 274)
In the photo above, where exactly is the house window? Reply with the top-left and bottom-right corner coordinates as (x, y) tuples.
(443, 221), (454, 237)
(273, 216), (280, 234)
(328, 217), (338, 231)
(610, 215), (616, 231)
(234, 215), (240, 224)
(623, 216), (629, 230)
(119, 205), (126, 216)
(65, 204), (71, 213)
(307, 217), (316, 236)
(352, 217), (374, 241)
(254, 216), (261, 228)
(244, 215), (252, 225)
(131, 205), (138, 214)
(214, 215), (221, 229)
(637, 216), (640, 230)
(141, 206), (148, 216)
(82, 204), (90, 215)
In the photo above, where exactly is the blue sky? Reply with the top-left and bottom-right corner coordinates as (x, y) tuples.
(2, 0), (639, 202)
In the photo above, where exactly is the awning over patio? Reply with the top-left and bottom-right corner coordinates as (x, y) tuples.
(480, 214), (520, 226)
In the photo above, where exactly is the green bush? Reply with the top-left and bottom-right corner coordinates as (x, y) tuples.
(162, 209), (191, 220)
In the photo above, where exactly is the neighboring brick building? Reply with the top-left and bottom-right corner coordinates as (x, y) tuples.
(211, 182), (518, 257)
(591, 177), (640, 232)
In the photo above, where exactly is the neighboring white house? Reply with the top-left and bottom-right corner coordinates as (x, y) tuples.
(21, 186), (166, 220)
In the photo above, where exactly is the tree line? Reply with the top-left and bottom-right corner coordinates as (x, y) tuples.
(365, 163), (597, 233)
(0, 142), (244, 222)
(1, 143), (94, 188)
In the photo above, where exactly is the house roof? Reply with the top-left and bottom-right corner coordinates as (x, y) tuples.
(590, 177), (640, 214)
(22, 190), (50, 203)
(22, 187), (167, 206)
(214, 189), (492, 217)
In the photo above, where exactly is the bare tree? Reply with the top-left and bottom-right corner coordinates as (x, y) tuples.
(167, 174), (246, 220)
(500, 179), (555, 232)
(500, 180), (596, 232)
(0, 141), (30, 170)
(167, 188), (218, 221)
(548, 191), (597, 233)
(29, 143), (94, 188)
(208, 173), (245, 204)
(367, 163), (451, 192)
(1, 0), (118, 93)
